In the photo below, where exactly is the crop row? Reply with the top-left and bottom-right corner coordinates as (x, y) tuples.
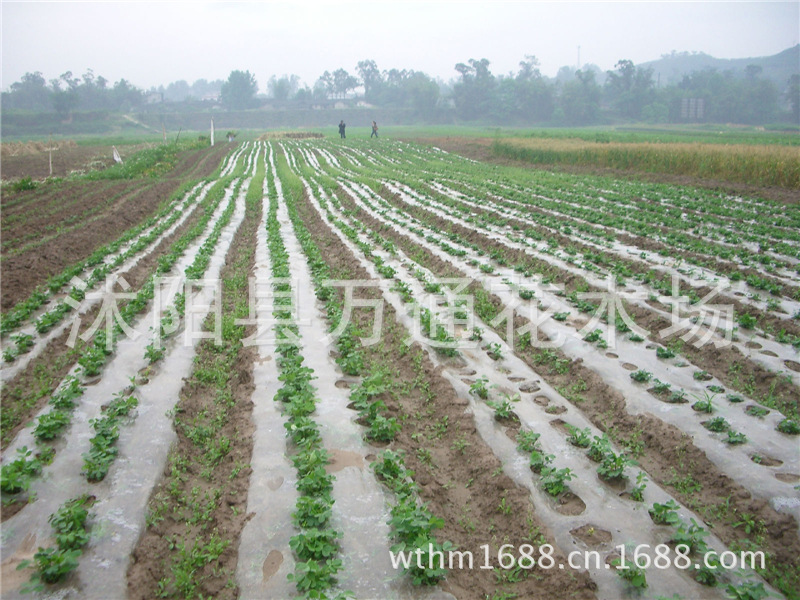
(290, 142), (796, 600)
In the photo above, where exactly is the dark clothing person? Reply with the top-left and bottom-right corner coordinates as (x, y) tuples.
(338, 120), (346, 139)
(371, 121), (378, 138)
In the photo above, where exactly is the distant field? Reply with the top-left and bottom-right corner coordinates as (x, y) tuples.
(491, 136), (800, 188)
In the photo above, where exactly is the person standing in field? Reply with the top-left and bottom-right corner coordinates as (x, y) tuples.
(371, 120), (379, 138)
(339, 120), (346, 139)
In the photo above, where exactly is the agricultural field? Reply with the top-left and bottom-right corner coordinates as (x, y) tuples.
(1, 134), (799, 600)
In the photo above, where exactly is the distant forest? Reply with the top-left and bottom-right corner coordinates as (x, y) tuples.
(3, 47), (799, 126)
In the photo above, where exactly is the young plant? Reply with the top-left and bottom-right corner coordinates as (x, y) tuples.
(540, 466), (574, 496)
(693, 369), (711, 381)
(367, 414), (401, 443)
(516, 430), (541, 453)
(668, 389), (688, 404)
(611, 556), (648, 590)
(587, 434), (611, 462)
(630, 472), (648, 502)
(486, 342), (504, 361)
(737, 313), (758, 330)
(651, 379), (671, 395)
(703, 417), (730, 432)
(725, 430), (748, 445)
(597, 450), (634, 481)
(564, 424), (591, 448)
(724, 580), (770, 600)
(486, 398), (515, 421)
(648, 499), (681, 526)
(469, 376), (489, 400)
(656, 346), (675, 359)
(529, 450), (554, 474)
(1, 446), (44, 494)
(692, 394), (715, 414)
(289, 529), (341, 561)
(630, 370), (653, 383)
(671, 518), (708, 554)
(777, 418), (800, 435)
(745, 405), (770, 418)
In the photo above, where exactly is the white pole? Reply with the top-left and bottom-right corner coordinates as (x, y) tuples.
(48, 134), (53, 177)
(211, 117), (215, 146)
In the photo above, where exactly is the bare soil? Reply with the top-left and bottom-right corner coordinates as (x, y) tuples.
(0, 145), (229, 311)
(1, 145), (118, 180)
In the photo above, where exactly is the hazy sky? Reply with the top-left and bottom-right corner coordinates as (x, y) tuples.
(2, 1), (798, 92)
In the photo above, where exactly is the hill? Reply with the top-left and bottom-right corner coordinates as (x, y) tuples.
(640, 45), (799, 88)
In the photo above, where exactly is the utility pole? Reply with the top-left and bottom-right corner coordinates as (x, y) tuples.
(577, 45), (581, 70)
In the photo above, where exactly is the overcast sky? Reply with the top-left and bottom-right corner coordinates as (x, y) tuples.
(2, 1), (798, 93)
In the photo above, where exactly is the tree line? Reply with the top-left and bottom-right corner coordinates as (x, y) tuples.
(4, 56), (798, 125)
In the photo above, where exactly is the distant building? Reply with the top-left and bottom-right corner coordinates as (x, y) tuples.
(681, 98), (705, 121)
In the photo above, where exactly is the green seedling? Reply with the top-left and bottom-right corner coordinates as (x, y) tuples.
(725, 430), (748, 445)
(564, 424), (592, 448)
(540, 466), (574, 496)
(611, 556), (648, 590)
(516, 430), (541, 453)
(777, 418), (800, 435)
(703, 417), (729, 432)
(486, 343), (503, 361)
(630, 472), (648, 502)
(649, 499), (681, 526)
(469, 376), (489, 399)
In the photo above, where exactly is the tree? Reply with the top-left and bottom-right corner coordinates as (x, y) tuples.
(605, 59), (654, 119)
(220, 70), (258, 110)
(52, 88), (78, 118)
(111, 79), (144, 112)
(559, 69), (601, 124)
(357, 59), (383, 101)
(512, 55), (553, 122)
(164, 80), (191, 102)
(405, 71), (440, 114)
(268, 74), (300, 102)
(315, 71), (334, 100)
(332, 68), (358, 99)
(452, 58), (496, 120)
(517, 55), (541, 81)
(6, 71), (51, 111)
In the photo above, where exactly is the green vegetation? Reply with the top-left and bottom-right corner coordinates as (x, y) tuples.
(493, 137), (799, 188)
